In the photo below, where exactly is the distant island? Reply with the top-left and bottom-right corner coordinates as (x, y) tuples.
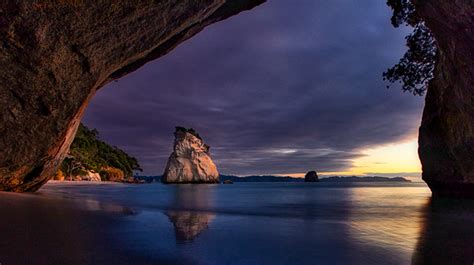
(318, 176), (411, 182)
(220, 175), (411, 183)
(137, 175), (411, 183)
(220, 175), (303, 183)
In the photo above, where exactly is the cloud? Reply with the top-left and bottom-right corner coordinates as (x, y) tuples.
(83, 0), (424, 175)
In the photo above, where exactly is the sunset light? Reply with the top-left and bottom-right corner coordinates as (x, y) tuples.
(347, 138), (421, 175)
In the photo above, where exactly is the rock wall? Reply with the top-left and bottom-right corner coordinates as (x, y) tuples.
(79, 170), (101, 182)
(415, 0), (474, 197)
(0, 0), (264, 191)
(162, 127), (219, 183)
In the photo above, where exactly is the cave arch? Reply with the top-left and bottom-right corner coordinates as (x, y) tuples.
(0, 0), (473, 197)
(0, 0), (264, 191)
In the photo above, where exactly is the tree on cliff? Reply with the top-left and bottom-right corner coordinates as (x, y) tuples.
(383, 0), (437, 96)
(60, 123), (142, 179)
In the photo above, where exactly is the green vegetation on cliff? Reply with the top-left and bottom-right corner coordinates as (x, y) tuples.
(60, 123), (142, 179)
(175, 126), (202, 140)
(384, 0), (437, 96)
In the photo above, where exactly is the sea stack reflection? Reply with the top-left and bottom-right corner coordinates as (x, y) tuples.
(162, 127), (219, 183)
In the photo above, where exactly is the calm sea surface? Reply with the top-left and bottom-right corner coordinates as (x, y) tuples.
(0, 182), (473, 265)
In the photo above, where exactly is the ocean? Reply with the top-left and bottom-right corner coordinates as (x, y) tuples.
(0, 182), (472, 265)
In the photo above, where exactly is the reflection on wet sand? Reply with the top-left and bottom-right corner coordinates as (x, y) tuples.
(165, 185), (216, 243)
(412, 198), (474, 265)
(341, 187), (474, 264)
(346, 187), (430, 264)
(0, 191), (138, 265)
(166, 210), (215, 242)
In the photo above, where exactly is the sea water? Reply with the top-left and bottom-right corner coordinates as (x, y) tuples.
(0, 182), (472, 265)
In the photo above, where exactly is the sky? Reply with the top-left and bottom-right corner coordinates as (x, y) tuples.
(83, 0), (425, 179)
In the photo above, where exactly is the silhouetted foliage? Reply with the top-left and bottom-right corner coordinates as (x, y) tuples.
(60, 123), (142, 178)
(175, 126), (202, 140)
(383, 0), (437, 96)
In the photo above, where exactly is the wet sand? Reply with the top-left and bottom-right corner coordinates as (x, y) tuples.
(0, 181), (473, 265)
(0, 183), (182, 265)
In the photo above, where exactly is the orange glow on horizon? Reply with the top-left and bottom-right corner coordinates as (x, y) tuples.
(277, 138), (422, 179)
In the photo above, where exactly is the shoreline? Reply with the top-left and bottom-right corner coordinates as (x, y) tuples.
(0, 182), (438, 265)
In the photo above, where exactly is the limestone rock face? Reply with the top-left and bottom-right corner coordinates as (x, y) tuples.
(101, 166), (125, 182)
(81, 171), (101, 182)
(59, 170), (101, 181)
(414, 0), (474, 198)
(304, 171), (319, 182)
(162, 128), (219, 183)
(0, 0), (264, 191)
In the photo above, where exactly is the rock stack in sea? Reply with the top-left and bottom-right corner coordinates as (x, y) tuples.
(162, 127), (219, 183)
(304, 170), (319, 182)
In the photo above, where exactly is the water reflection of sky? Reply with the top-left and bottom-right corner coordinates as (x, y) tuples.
(103, 183), (435, 264)
(1, 182), (472, 265)
(346, 187), (431, 264)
